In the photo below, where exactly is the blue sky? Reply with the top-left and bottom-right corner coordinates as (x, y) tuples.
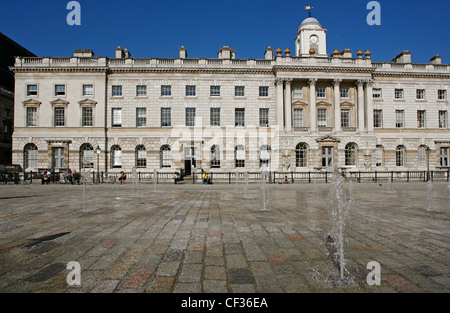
(1, 0), (449, 63)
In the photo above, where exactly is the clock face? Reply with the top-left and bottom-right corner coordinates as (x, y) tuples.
(310, 35), (319, 44)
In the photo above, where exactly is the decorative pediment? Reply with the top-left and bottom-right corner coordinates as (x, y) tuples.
(78, 98), (97, 106)
(22, 98), (42, 106)
(50, 98), (70, 106)
(316, 100), (332, 106)
(340, 100), (355, 107)
(315, 135), (341, 143)
(292, 100), (308, 106)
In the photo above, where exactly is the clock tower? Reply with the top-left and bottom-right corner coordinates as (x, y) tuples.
(295, 16), (328, 57)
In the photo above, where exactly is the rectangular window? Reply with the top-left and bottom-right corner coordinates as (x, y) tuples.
(210, 108), (220, 126)
(83, 84), (94, 96)
(374, 110), (383, 128)
(318, 109), (327, 127)
(55, 85), (66, 96)
(28, 149), (38, 168)
(161, 85), (171, 96)
(317, 88), (326, 98)
(259, 86), (269, 97)
(438, 90), (447, 100)
(162, 149), (171, 168)
(293, 108), (303, 128)
(136, 149), (147, 168)
(395, 89), (404, 99)
(53, 147), (65, 169)
(375, 146), (383, 167)
(340, 88), (349, 98)
(54, 107), (65, 126)
(293, 87), (303, 99)
(235, 147), (245, 168)
(27, 85), (38, 96)
(161, 108), (171, 127)
(186, 85), (196, 97)
(235, 108), (245, 127)
(112, 108), (122, 127)
(259, 108), (269, 127)
(373, 88), (382, 99)
(82, 107), (93, 127)
(341, 109), (350, 128)
(136, 85), (147, 97)
(416, 89), (425, 100)
(418, 148), (426, 167)
(395, 110), (404, 128)
(136, 108), (147, 127)
(440, 148), (449, 167)
(235, 86), (245, 97)
(27, 107), (37, 127)
(439, 110), (448, 128)
(112, 85), (122, 97)
(417, 110), (426, 128)
(186, 108), (196, 127)
(210, 85), (221, 97)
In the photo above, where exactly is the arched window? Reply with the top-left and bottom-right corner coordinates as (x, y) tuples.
(136, 145), (147, 168)
(259, 145), (271, 168)
(160, 145), (171, 168)
(375, 145), (383, 167)
(295, 143), (308, 167)
(235, 145), (245, 168)
(111, 145), (122, 168)
(210, 145), (220, 168)
(80, 144), (94, 169)
(345, 143), (358, 166)
(24, 143), (38, 169)
(396, 146), (405, 167)
(418, 145), (427, 167)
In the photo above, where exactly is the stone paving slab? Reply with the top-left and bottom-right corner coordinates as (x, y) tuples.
(0, 181), (449, 293)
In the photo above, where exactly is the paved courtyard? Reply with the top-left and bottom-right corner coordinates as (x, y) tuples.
(0, 179), (449, 293)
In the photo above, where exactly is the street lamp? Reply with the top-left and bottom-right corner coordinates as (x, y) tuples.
(426, 147), (431, 182)
(96, 145), (101, 183)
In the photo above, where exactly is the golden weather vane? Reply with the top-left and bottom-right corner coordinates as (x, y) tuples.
(305, 5), (314, 17)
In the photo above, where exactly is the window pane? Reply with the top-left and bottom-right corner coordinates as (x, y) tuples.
(318, 109), (327, 127)
(82, 107), (93, 127)
(259, 86), (269, 97)
(136, 108), (146, 127)
(341, 110), (350, 127)
(83, 85), (94, 96)
(54, 108), (65, 126)
(186, 85), (196, 96)
(235, 109), (245, 127)
(55, 85), (66, 96)
(112, 108), (122, 127)
(27, 107), (37, 127)
(293, 109), (303, 128)
(259, 108), (269, 127)
(161, 85), (171, 96)
(210, 108), (220, 126)
(210, 86), (220, 97)
(235, 86), (245, 97)
(186, 108), (196, 127)
(27, 85), (38, 96)
(161, 108), (171, 127)
(112, 85), (122, 97)
(136, 85), (147, 96)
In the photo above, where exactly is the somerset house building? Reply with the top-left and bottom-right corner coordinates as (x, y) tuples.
(10, 15), (450, 177)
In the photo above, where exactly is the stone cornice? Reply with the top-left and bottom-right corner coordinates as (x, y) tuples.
(11, 67), (109, 74)
(273, 66), (376, 74)
(373, 72), (450, 79)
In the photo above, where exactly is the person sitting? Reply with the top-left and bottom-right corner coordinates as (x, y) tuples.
(174, 172), (180, 184)
(284, 175), (289, 184)
(72, 170), (80, 185)
(41, 170), (51, 185)
(64, 169), (73, 184)
(202, 172), (208, 184)
(119, 171), (127, 184)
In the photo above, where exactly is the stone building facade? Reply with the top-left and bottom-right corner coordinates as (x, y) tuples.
(10, 17), (450, 175)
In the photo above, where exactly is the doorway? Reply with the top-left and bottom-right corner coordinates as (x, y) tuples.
(322, 146), (333, 171)
(184, 147), (197, 175)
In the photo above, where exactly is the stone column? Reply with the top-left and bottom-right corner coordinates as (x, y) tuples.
(309, 78), (317, 132)
(365, 79), (374, 132)
(284, 78), (293, 132)
(357, 80), (365, 132)
(276, 78), (284, 131)
(333, 79), (342, 132)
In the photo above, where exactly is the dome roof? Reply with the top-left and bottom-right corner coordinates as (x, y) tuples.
(299, 17), (322, 29)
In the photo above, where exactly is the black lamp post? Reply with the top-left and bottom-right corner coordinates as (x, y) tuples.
(426, 147), (431, 182)
(96, 145), (101, 184)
